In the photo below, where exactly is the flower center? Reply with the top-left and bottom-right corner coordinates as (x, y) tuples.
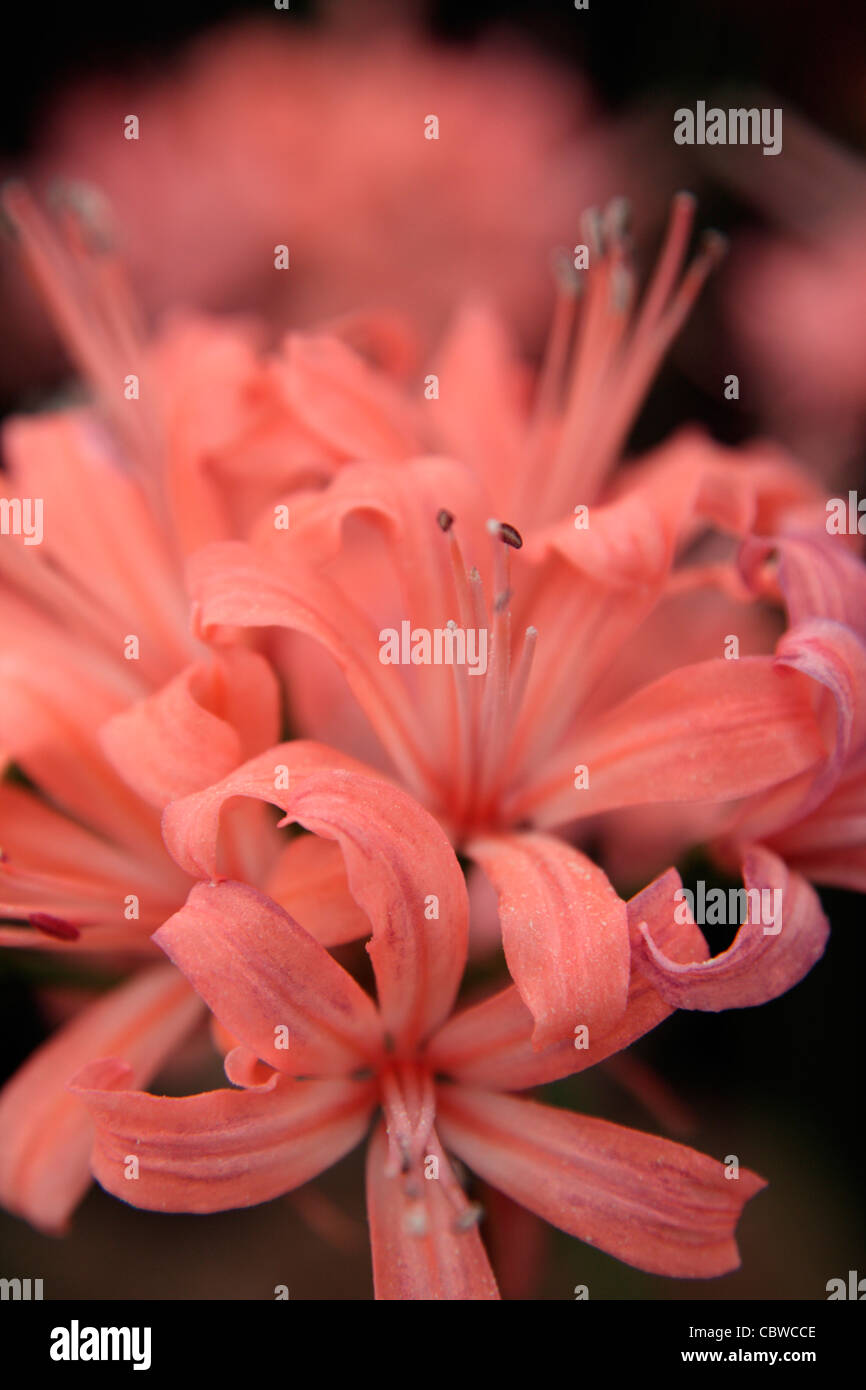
(378, 1059), (482, 1237)
(435, 511), (537, 840)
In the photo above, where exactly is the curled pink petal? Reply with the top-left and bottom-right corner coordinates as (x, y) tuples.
(633, 847), (829, 1010)
(154, 879), (383, 1076)
(101, 648), (280, 807)
(71, 1060), (376, 1214)
(163, 748), (468, 1050)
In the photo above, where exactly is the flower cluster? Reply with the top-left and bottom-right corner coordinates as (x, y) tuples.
(0, 181), (862, 1299)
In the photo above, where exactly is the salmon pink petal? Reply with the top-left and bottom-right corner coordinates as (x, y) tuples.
(187, 541), (433, 798)
(365, 1121), (500, 1300)
(0, 643), (167, 858)
(741, 532), (866, 641)
(431, 301), (526, 515)
(154, 880), (383, 1075)
(520, 658), (825, 828)
(633, 847), (829, 1010)
(163, 747), (469, 1049)
(0, 408), (192, 682)
(0, 966), (203, 1233)
(527, 430), (818, 584)
(0, 782), (187, 936)
(101, 649), (280, 807)
(777, 839), (866, 892)
(428, 868), (707, 1090)
(765, 740), (866, 882)
(436, 1085), (766, 1278)
(263, 835), (373, 948)
(71, 1060), (375, 1214)
(467, 832), (629, 1048)
(271, 333), (420, 461)
(161, 740), (373, 877)
(773, 619), (866, 813)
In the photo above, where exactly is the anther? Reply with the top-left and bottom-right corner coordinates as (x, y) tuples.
(47, 179), (116, 254)
(549, 245), (583, 294)
(498, 522), (523, 550)
(581, 205), (603, 256)
(29, 912), (80, 942)
(454, 1202), (485, 1232)
(602, 196), (631, 245)
(404, 1206), (429, 1238)
(699, 229), (729, 262)
(436, 508), (455, 532)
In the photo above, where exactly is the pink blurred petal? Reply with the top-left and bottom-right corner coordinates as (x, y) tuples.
(263, 835), (373, 948)
(0, 965), (203, 1233)
(101, 649), (280, 807)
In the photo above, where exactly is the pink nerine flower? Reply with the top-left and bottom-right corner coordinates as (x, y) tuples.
(0, 13), (628, 390)
(187, 447), (830, 1041)
(73, 758), (766, 1298)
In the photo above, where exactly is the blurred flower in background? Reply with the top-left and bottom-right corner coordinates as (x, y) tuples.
(719, 112), (866, 484)
(0, 7), (652, 395)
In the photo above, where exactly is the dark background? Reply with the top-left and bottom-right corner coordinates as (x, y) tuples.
(0, 0), (863, 1299)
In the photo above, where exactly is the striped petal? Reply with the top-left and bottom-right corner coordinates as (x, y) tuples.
(436, 1085), (765, 1278)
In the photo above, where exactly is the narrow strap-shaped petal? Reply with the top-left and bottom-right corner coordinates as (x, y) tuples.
(428, 868), (707, 1090)
(633, 847), (829, 1009)
(71, 1061), (375, 1214)
(436, 1085), (766, 1278)
(163, 747), (469, 1049)
(0, 781), (188, 937)
(0, 404), (193, 682)
(100, 649), (280, 808)
(467, 831), (629, 1049)
(430, 301), (526, 517)
(154, 880), (383, 1076)
(365, 1121), (500, 1300)
(765, 744), (866, 889)
(0, 965), (203, 1233)
(0, 642), (169, 860)
(518, 657), (825, 828)
(187, 541), (434, 798)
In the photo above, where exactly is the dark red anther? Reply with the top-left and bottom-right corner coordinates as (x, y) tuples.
(436, 508), (455, 532)
(30, 912), (80, 941)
